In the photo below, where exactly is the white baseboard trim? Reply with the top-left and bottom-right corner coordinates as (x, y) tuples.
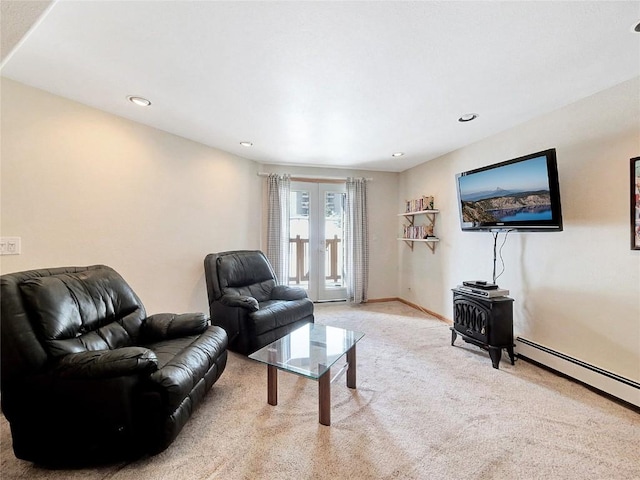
(516, 337), (640, 408)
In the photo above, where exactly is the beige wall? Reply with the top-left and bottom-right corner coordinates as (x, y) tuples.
(3, 75), (637, 382)
(0, 79), (399, 314)
(259, 164), (399, 301)
(398, 77), (640, 382)
(0, 78), (262, 313)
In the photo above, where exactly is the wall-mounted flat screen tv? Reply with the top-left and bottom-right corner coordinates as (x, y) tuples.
(455, 148), (563, 231)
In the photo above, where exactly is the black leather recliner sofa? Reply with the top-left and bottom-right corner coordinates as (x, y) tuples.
(0, 265), (228, 466)
(204, 250), (314, 355)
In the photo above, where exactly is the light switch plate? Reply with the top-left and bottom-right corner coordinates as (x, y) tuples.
(0, 237), (21, 255)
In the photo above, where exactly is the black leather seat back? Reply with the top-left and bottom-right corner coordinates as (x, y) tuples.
(0, 266), (123, 387)
(209, 250), (277, 303)
(18, 267), (146, 357)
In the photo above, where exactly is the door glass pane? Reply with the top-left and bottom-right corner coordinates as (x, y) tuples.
(289, 189), (309, 288)
(324, 191), (345, 289)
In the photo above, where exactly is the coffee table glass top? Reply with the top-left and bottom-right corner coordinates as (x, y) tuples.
(249, 323), (364, 380)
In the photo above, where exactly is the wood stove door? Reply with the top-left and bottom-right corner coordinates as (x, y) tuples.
(453, 295), (490, 344)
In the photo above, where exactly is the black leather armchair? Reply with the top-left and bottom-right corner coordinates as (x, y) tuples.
(204, 250), (314, 355)
(0, 265), (228, 466)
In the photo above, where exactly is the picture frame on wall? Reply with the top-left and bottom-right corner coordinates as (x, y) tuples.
(632, 157), (640, 250)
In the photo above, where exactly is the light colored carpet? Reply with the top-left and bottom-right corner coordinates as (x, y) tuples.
(1, 301), (638, 479)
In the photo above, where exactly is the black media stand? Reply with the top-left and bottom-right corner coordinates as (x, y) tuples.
(450, 289), (515, 369)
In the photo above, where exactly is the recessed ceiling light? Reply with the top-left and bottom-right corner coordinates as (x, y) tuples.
(392, 152), (404, 157)
(127, 95), (151, 107)
(458, 113), (478, 122)
(635, 21), (640, 32)
(240, 141), (253, 147)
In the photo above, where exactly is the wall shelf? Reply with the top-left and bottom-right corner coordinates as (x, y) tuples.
(398, 209), (440, 253)
(396, 237), (440, 253)
(398, 209), (439, 217)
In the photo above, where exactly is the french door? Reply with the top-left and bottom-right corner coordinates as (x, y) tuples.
(289, 182), (347, 302)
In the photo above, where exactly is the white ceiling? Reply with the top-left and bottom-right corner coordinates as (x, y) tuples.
(2, 1), (639, 172)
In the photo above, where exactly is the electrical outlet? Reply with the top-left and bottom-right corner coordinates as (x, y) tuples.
(0, 237), (21, 255)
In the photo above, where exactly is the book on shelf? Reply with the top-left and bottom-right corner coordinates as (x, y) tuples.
(405, 195), (435, 213)
(402, 224), (434, 239)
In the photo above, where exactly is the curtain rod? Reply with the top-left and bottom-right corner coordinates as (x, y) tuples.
(257, 172), (373, 182)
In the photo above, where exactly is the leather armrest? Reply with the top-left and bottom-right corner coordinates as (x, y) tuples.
(55, 347), (158, 379)
(220, 294), (259, 311)
(143, 313), (209, 342)
(271, 285), (309, 301)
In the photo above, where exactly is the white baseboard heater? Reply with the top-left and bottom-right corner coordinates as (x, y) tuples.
(515, 337), (640, 408)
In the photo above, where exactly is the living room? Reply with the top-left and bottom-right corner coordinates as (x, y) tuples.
(1, 2), (639, 478)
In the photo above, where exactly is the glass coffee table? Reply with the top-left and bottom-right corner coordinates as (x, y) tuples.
(249, 323), (364, 426)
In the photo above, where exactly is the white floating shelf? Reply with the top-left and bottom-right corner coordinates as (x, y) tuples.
(396, 238), (440, 242)
(397, 210), (439, 217)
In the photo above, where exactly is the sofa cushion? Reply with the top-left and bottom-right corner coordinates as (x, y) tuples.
(145, 326), (228, 411)
(250, 299), (314, 336)
(19, 269), (146, 357)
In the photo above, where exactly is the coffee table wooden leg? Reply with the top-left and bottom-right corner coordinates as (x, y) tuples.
(319, 368), (331, 426)
(346, 344), (356, 389)
(268, 365), (278, 406)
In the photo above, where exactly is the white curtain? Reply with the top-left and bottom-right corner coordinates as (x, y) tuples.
(266, 174), (291, 285)
(344, 177), (369, 303)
